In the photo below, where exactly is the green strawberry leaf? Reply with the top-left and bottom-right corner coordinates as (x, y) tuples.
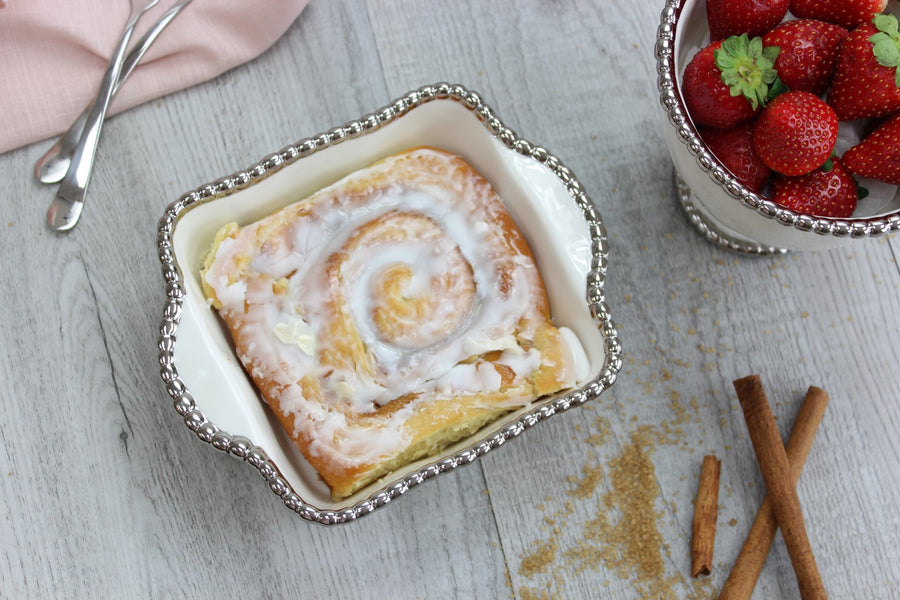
(857, 185), (870, 200)
(873, 13), (898, 38)
(714, 34), (780, 110)
(871, 14), (900, 86)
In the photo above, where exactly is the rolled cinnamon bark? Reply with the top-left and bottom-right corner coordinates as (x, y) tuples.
(692, 454), (722, 577)
(732, 375), (827, 600)
(718, 385), (829, 599)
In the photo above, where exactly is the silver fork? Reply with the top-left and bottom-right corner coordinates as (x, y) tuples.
(46, 0), (160, 232)
(35, 0), (194, 185)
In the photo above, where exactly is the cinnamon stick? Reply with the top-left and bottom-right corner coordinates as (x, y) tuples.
(691, 454), (721, 577)
(732, 375), (827, 600)
(719, 386), (829, 600)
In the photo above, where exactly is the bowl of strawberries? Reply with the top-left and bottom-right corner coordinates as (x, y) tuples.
(657, 0), (900, 253)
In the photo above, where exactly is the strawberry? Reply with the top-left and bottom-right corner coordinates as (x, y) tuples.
(753, 91), (838, 176)
(842, 112), (900, 185)
(698, 121), (771, 193)
(827, 14), (900, 121)
(682, 35), (779, 129)
(789, 0), (887, 30)
(762, 19), (849, 95)
(772, 158), (858, 218)
(707, 0), (790, 40)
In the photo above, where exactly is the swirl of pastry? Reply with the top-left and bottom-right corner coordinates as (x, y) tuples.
(336, 210), (477, 351)
(201, 147), (586, 499)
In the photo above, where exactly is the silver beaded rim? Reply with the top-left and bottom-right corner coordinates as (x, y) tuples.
(655, 0), (900, 246)
(156, 82), (622, 525)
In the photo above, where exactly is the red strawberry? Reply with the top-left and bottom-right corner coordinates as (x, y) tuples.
(762, 19), (849, 95)
(682, 35), (780, 129)
(842, 112), (900, 185)
(707, 0), (790, 40)
(753, 91), (838, 176)
(772, 158), (858, 218)
(789, 0), (887, 30)
(699, 121), (771, 193)
(827, 14), (900, 121)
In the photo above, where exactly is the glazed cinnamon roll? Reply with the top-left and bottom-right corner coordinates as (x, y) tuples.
(201, 147), (587, 499)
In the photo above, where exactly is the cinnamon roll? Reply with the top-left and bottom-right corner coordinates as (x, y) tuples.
(201, 147), (587, 499)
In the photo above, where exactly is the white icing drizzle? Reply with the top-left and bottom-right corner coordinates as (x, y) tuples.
(558, 326), (590, 385)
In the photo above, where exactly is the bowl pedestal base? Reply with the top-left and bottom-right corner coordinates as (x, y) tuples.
(674, 171), (789, 256)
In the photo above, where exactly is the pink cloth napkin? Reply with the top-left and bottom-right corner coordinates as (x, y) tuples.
(0, 0), (310, 154)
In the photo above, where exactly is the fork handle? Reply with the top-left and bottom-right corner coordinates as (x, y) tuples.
(47, 1), (159, 231)
(35, 0), (192, 185)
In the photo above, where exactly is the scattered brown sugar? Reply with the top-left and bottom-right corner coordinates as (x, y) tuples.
(607, 428), (665, 581)
(567, 459), (605, 500)
(518, 538), (559, 578)
(583, 415), (612, 447)
(562, 427), (666, 587)
(519, 587), (555, 600)
(516, 408), (718, 599)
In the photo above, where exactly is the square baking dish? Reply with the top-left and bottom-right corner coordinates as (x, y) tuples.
(156, 83), (621, 524)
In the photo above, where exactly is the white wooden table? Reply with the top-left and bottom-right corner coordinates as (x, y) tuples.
(2, 1), (898, 598)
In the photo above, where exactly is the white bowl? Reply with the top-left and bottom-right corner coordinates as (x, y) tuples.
(656, 0), (900, 253)
(156, 83), (622, 524)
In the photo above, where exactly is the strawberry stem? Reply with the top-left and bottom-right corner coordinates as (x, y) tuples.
(714, 34), (780, 110)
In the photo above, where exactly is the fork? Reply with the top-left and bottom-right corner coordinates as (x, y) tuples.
(35, 0), (194, 185)
(46, 0), (160, 232)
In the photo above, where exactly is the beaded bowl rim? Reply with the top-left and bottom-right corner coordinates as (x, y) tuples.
(156, 82), (622, 525)
(655, 0), (900, 245)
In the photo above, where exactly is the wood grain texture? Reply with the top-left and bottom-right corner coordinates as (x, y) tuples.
(1, 1), (899, 598)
